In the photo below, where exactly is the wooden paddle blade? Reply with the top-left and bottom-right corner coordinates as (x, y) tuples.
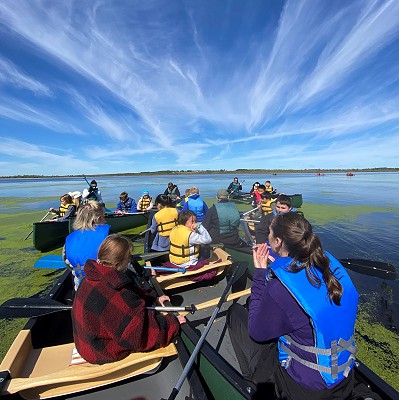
(340, 259), (397, 280)
(34, 255), (66, 269)
(0, 298), (71, 319)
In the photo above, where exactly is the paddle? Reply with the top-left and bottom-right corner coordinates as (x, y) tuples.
(166, 262), (245, 400)
(0, 297), (72, 318)
(23, 211), (51, 240)
(340, 258), (396, 280)
(0, 286), (251, 319)
(242, 207), (260, 216)
(144, 266), (186, 274)
(34, 251), (170, 269)
(130, 227), (151, 241)
(146, 304), (197, 314)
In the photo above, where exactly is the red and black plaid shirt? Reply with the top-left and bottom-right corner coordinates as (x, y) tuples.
(72, 259), (180, 364)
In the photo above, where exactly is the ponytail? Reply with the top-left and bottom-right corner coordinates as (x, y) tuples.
(270, 213), (343, 305)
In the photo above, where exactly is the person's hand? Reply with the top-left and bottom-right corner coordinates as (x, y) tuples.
(49, 207), (56, 213)
(253, 243), (269, 269)
(176, 315), (186, 324)
(157, 295), (170, 307)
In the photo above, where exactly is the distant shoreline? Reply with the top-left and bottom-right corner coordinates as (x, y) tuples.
(1, 167), (398, 179)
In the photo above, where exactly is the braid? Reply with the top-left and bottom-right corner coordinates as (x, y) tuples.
(271, 213), (343, 305)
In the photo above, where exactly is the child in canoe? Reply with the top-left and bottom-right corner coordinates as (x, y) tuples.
(71, 234), (185, 364)
(160, 210), (217, 281)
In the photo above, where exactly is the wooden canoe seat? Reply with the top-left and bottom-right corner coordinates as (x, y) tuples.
(153, 247), (232, 290)
(0, 329), (177, 399)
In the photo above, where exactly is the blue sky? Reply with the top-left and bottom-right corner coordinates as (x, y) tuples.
(1, 0), (399, 176)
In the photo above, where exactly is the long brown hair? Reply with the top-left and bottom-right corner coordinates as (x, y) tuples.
(270, 213), (343, 305)
(97, 234), (132, 272)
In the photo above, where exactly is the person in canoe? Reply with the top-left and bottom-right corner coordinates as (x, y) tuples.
(227, 177), (242, 198)
(255, 194), (297, 244)
(264, 180), (276, 194)
(251, 184), (266, 208)
(250, 182), (261, 194)
(63, 201), (110, 290)
(164, 182), (181, 206)
(71, 234), (185, 364)
(160, 210), (216, 281)
(49, 193), (76, 222)
(149, 194), (178, 254)
(180, 186), (208, 222)
(115, 191), (137, 214)
(202, 189), (248, 248)
(69, 191), (83, 210)
(227, 213), (359, 399)
(137, 189), (154, 212)
(82, 179), (104, 205)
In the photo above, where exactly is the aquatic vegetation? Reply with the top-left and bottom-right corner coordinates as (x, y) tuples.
(301, 202), (394, 226)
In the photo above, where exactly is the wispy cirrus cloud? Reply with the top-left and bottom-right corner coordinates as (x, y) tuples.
(0, 57), (52, 96)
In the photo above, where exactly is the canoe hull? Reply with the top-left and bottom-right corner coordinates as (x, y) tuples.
(32, 212), (149, 252)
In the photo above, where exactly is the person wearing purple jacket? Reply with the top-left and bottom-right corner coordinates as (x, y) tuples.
(227, 213), (360, 400)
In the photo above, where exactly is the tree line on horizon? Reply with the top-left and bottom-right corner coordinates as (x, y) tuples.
(2, 167), (398, 179)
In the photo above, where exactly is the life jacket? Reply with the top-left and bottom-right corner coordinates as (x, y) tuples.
(265, 186), (274, 193)
(59, 203), (75, 217)
(228, 182), (241, 194)
(167, 186), (179, 200)
(154, 207), (178, 237)
(268, 252), (358, 387)
(169, 225), (199, 265)
(187, 195), (206, 222)
(261, 200), (274, 215)
(65, 224), (110, 286)
(215, 202), (240, 234)
(138, 196), (152, 210)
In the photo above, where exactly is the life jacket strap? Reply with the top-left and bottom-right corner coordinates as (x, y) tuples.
(282, 334), (358, 356)
(280, 342), (356, 378)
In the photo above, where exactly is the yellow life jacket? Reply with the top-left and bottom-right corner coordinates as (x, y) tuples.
(265, 186), (274, 193)
(59, 203), (74, 216)
(138, 196), (152, 211)
(261, 200), (274, 215)
(154, 207), (178, 237)
(169, 225), (199, 265)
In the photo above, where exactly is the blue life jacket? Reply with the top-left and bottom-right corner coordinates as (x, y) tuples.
(187, 195), (206, 222)
(268, 252), (358, 386)
(215, 202), (240, 234)
(65, 224), (110, 284)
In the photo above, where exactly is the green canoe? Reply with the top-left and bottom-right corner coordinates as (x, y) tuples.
(32, 212), (149, 252)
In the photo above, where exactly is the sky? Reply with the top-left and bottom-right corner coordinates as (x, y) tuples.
(1, 0), (399, 176)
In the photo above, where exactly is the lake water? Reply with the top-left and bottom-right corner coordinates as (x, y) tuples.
(1, 172), (398, 327)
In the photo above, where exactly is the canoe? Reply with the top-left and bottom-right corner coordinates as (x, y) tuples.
(231, 193), (303, 208)
(32, 212), (149, 252)
(1, 254), (398, 400)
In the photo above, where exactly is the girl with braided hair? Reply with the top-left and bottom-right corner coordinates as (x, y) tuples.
(227, 212), (360, 399)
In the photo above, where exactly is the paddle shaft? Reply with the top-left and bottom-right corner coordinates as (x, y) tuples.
(168, 263), (242, 400)
(144, 266), (186, 274)
(131, 227), (151, 241)
(146, 304), (197, 314)
(23, 211), (51, 240)
(242, 207), (259, 216)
